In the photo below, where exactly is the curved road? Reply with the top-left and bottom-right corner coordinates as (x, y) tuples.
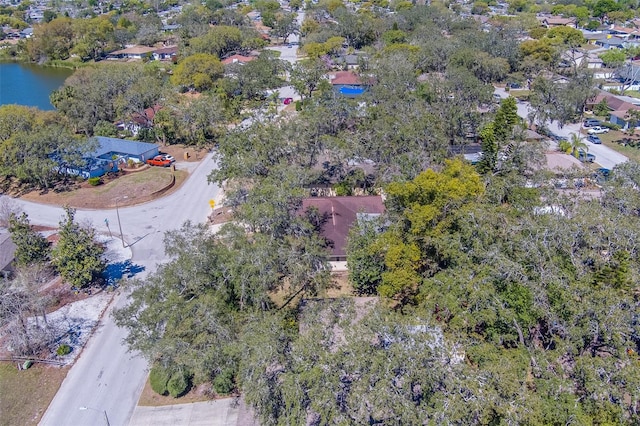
(20, 152), (222, 426)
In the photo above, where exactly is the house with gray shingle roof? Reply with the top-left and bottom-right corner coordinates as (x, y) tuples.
(59, 137), (159, 179)
(0, 231), (17, 277)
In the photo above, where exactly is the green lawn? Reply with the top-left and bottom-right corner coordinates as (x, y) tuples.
(0, 362), (68, 426)
(620, 90), (640, 99)
(591, 130), (640, 163)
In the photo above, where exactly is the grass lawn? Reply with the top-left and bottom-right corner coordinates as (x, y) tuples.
(593, 131), (640, 163)
(621, 90), (640, 99)
(0, 363), (68, 426)
(508, 89), (531, 98)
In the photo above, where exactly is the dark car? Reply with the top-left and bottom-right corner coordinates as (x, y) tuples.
(593, 168), (611, 183)
(508, 82), (522, 89)
(587, 135), (602, 144)
(578, 150), (596, 163)
(584, 119), (601, 128)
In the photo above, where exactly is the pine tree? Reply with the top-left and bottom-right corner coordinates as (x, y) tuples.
(8, 212), (51, 267)
(51, 207), (105, 288)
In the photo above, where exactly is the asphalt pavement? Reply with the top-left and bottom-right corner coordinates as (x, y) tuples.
(32, 152), (222, 426)
(493, 87), (628, 170)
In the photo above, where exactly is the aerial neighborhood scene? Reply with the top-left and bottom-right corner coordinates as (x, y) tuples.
(2, 0), (640, 423)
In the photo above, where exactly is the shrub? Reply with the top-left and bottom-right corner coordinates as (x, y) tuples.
(334, 181), (352, 196)
(88, 177), (101, 186)
(167, 370), (191, 398)
(295, 100), (302, 111)
(149, 365), (171, 396)
(213, 369), (235, 395)
(56, 344), (71, 356)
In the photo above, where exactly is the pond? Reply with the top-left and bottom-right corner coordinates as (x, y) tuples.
(0, 62), (73, 110)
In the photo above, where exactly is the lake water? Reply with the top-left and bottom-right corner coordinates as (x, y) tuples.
(0, 62), (73, 110)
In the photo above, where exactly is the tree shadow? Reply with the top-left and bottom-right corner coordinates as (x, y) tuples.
(102, 259), (145, 287)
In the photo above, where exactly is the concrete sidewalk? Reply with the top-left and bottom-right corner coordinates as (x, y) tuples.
(129, 399), (239, 426)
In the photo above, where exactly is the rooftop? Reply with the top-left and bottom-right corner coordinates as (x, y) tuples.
(301, 196), (384, 259)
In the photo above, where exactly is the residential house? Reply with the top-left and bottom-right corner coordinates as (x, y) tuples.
(221, 54), (257, 65)
(300, 196), (385, 262)
(582, 30), (605, 45)
(60, 137), (159, 179)
(333, 53), (361, 70)
(0, 231), (16, 278)
(107, 45), (156, 60)
(162, 24), (181, 32)
(538, 16), (576, 28)
(586, 90), (640, 129)
(592, 68), (616, 80)
(608, 25), (640, 41)
(567, 50), (604, 68)
(116, 105), (161, 136)
(19, 28), (33, 38)
(594, 35), (626, 49)
(328, 71), (368, 97)
(152, 45), (178, 61)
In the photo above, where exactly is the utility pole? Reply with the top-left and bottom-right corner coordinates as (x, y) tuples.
(115, 197), (127, 248)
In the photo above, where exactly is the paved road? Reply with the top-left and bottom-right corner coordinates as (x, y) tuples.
(266, 10), (304, 65)
(494, 87), (628, 170)
(30, 153), (222, 426)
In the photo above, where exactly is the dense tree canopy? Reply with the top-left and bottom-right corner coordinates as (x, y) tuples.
(7, 0), (640, 422)
(51, 63), (167, 135)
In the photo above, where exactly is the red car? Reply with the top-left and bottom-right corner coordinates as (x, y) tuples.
(146, 155), (173, 167)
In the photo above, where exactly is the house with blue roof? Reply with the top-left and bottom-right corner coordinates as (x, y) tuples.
(60, 137), (159, 179)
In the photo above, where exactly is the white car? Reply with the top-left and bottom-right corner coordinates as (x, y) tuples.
(587, 126), (610, 134)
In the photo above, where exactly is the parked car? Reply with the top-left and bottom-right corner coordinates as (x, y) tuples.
(578, 150), (596, 163)
(162, 154), (175, 162)
(146, 155), (173, 167)
(507, 82), (522, 89)
(587, 126), (609, 134)
(587, 135), (602, 144)
(584, 119), (601, 128)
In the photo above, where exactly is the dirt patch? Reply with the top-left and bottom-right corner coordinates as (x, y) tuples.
(159, 145), (208, 163)
(19, 168), (186, 209)
(324, 271), (354, 298)
(209, 207), (234, 225)
(0, 362), (69, 426)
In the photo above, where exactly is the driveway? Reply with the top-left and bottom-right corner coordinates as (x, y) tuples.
(129, 399), (238, 426)
(31, 152), (222, 426)
(493, 87), (628, 170)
